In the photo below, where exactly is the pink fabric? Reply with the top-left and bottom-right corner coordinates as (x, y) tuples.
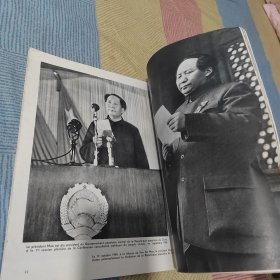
(264, 3), (280, 39)
(160, 0), (203, 44)
(265, 0), (280, 13)
(212, 274), (269, 280)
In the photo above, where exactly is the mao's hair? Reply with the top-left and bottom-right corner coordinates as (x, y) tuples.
(104, 93), (127, 110)
(182, 54), (217, 77)
(196, 54), (217, 73)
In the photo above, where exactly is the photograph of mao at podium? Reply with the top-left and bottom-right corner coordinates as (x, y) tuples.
(23, 62), (166, 242)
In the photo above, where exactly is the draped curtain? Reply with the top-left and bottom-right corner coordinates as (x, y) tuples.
(31, 108), (57, 166)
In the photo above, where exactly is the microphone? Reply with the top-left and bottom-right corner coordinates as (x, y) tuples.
(92, 103), (100, 123)
(67, 119), (82, 135)
(92, 103), (100, 113)
(66, 119), (82, 165)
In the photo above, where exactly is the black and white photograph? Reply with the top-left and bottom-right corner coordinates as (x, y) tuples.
(147, 27), (280, 273)
(22, 58), (167, 242)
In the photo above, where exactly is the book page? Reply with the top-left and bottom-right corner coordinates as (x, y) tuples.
(147, 27), (280, 273)
(1, 49), (173, 280)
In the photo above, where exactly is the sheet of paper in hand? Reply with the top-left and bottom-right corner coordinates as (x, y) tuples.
(154, 105), (180, 145)
(96, 119), (113, 138)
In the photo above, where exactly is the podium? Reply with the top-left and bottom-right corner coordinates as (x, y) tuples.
(23, 166), (167, 242)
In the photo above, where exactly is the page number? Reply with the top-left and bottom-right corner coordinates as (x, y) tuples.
(24, 270), (29, 274)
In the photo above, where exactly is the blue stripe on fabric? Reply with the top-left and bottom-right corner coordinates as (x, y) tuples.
(216, 0), (280, 133)
(0, 154), (15, 270)
(0, 49), (26, 154)
(0, 0), (100, 67)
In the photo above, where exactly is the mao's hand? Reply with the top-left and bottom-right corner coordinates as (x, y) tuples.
(162, 143), (173, 162)
(93, 136), (103, 148)
(167, 112), (186, 132)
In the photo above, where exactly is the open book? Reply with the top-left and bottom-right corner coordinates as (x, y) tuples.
(1, 27), (280, 279)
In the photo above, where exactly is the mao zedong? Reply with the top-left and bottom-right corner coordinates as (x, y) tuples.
(80, 93), (149, 169)
(162, 54), (280, 272)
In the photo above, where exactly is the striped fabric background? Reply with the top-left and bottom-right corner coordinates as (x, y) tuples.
(1, 1), (280, 279)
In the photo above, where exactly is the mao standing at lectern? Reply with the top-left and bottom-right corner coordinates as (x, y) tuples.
(80, 93), (149, 169)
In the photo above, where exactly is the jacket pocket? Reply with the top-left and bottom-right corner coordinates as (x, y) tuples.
(203, 175), (264, 238)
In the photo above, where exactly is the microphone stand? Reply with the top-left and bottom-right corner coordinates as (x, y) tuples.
(70, 138), (77, 165)
(92, 103), (100, 166)
(93, 113), (98, 166)
(67, 119), (82, 165)
(106, 136), (115, 166)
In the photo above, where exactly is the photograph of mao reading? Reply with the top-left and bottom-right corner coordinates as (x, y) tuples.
(147, 27), (280, 272)
(23, 62), (167, 242)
